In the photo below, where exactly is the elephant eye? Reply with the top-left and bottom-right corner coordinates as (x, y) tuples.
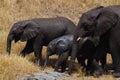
(82, 23), (89, 31)
(91, 16), (95, 20)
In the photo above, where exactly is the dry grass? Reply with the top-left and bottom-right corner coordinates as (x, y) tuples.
(0, 0), (120, 79)
(0, 54), (40, 80)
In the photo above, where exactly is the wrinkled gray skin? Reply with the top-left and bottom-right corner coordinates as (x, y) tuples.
(6, 17), (76, 67)
(43, 35), (73, 72)
(68, 5), (120, 77)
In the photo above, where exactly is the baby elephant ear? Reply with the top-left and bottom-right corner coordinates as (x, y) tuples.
(20, 22), (39, 41)
(56, 40), (68, 53)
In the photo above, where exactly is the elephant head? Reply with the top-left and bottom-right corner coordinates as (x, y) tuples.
(77, 6), (104, 37)
(6, 21), (39, 54)
(43, 40), (68, 69)
(68, 6), (119, 75)
(43, 35), (73, 70)
(76, 6), (118, 45)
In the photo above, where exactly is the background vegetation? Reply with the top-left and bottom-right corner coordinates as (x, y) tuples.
(0, 0), (120, 79)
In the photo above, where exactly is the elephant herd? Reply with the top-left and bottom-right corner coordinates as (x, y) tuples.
(6, 5), (120, 77)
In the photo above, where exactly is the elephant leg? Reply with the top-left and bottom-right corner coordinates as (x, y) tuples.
(77, 56), (86, 68)
(77, 56), (86, 72)
(33, 37), (43, 67)
(110, 41), (120, 77)
(91, 59), (103, 77)
(68, 44), (78, 74)
(54, 51), (69, 72)
(100, 53), (110, 74)
(85, 58), (103, 76)
(100, 53), (107, 68)
(95, 52), (107, 66)
(95, 53), (108, 74)
(19, 39), (34, 57)
(61, 61), (67, 72)
(54, 55), (60, 72)
(94, 41), (108, 73)
(34, 45), (43, 67)
(85, 59), (93, 76)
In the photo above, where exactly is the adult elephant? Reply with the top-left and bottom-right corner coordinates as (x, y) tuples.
(6, 17), (76, 66)
(68, 5), (120, 77)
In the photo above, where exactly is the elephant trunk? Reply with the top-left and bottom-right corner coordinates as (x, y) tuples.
(68, 37), (94, 74)
(76, 37), (91, 48)
(42, 52), (50, 70)
(6, 34), (13, 55)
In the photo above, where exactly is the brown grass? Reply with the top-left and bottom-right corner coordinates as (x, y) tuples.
(0, 0), (119, 79)
(0, 54), (40, 80)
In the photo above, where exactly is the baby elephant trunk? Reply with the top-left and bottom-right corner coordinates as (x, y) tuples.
(42, 52), (51, 70)
(6, 34), (14, 55)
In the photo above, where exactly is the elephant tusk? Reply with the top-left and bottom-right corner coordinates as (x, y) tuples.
(77, 37), (88, 42)
(84, 37), (89, 41)
(76, 37), (81, 41)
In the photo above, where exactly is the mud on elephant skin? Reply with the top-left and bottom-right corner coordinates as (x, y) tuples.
(69, 5), (120, 77)
(6, 17), (76, 67)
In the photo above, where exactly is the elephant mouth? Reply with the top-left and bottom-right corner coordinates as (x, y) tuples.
(76, 36), (91, 42)
(76, 36), (99, 47)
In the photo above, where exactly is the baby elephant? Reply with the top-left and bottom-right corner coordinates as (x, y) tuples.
(43, 35), (73, 72)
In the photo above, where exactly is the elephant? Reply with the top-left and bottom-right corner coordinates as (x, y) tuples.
(68, 5), (120, 77)
(43, 35), (73, 72)
(43, 34), (102, 74)
(71, 36), (104, 76)
(6, 17), (76, 67)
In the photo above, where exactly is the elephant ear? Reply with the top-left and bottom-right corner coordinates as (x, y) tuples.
(94, 9), (118, 36)
(20, 22), (39, 41)
(90, 6), (104, 11)
(85, 6), (104, 20)
(78, 6), (104, 28)
(56, 40), (68, 53)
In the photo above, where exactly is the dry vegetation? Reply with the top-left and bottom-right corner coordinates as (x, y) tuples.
(0, 54), (40, 80)
(0, 0), (120, 80)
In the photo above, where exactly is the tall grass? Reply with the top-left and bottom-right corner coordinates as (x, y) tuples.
(0, 0), (119, 79)
(0, 54), (41, 80)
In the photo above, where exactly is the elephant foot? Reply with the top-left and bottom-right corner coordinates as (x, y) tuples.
(67, 70), (72, 75)
(93, 70), (102, 77)
(102, 67), (111, 75)
(102, 64), (113, 75)
(113, 71), (120, 78)
(103, 69), (110, 75)
(85, 70), (92, 76)
(61, 66), (66, 72)
(61, 69), (66, 73)
(93, 68), (103, 77)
